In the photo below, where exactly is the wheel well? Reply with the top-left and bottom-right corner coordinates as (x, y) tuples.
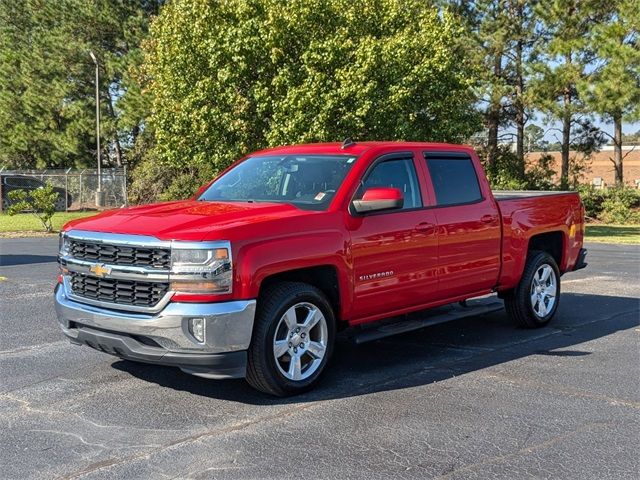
(528, 231), (564, 267)
(259, 266), (341, 320)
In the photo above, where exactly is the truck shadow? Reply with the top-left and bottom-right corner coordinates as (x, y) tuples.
(0, 254), (58, 266)
(112, 292), (639, 405)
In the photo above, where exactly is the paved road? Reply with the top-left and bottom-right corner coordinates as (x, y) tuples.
(1, 238), (638, 479)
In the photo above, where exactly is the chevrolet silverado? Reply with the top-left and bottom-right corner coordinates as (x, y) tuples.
(55, 141), (587, 396)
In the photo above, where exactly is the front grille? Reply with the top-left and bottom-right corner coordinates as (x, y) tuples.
(69, 240), (170, 269)
(69, 272), (169, 308)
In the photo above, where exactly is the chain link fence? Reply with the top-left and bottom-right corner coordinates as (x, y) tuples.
(0, 167), (127, 212)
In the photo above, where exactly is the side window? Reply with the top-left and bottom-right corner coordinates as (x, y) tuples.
(23, 178), (43, 188)
(5, 177), (22, 187)
(426, 157), (482, 206)
(356, 158), (422, 210)
(5, 177), (41, 188)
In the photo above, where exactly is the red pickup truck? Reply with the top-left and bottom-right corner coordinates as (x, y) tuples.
(55, 141), (587, 396)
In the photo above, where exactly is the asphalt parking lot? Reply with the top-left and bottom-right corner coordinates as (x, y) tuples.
(1, 237), (638, 479)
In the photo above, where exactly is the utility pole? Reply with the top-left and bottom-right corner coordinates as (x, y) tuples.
(89, 51), (104, 207)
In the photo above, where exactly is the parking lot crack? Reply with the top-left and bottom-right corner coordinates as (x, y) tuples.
(433, 420), (613, 479)
(57, 401), (323, 479)
(30, 429), (108, 449)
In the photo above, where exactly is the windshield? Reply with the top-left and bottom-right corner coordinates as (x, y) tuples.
(198, 154), (358, 210)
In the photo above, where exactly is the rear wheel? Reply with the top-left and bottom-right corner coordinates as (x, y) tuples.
(246, 282), (335, 396)
(54, 195), (66, 211)
(505, 251), (560, 328)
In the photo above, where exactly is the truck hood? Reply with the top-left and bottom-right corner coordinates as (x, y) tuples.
(63, 200), (309, 241)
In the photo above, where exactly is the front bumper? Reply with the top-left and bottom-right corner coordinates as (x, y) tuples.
(54, 284), (256, 379)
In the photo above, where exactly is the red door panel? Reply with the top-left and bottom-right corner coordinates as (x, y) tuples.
(349, 210), (438, 319)
(433, 203), (501, 298)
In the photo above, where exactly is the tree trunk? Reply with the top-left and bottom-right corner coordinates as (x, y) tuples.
(561, 87), (571, 189)
(486, 52), (503, 170)
(613, 112), (623, 185)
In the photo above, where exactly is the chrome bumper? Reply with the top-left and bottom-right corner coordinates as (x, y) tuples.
(54, 284), (256, 378)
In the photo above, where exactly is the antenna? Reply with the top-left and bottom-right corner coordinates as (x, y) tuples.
(341, 138), (356, 149)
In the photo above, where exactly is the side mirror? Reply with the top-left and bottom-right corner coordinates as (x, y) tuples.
(352, 187), (404, 214)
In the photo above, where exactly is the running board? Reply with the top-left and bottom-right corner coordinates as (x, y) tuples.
(350, 299), (504, 344)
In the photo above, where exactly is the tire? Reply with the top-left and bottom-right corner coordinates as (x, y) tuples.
(504, 250), (561, 328)
(55, 195), (66, 211)
(246, 282), (336, 396)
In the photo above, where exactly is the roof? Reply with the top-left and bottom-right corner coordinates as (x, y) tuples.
(251, 141), (474, 157)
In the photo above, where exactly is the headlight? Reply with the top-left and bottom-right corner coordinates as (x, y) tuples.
(169, 243), (232, 294)
(59, 232), (69, 256)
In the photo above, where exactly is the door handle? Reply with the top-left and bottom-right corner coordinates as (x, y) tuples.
(481, 215), (496, 224)
(415, 222), (435, 233)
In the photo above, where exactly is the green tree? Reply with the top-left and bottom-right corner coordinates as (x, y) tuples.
(530, 0), (610, 189)
(144, 0), (481, 197)
(7, 184), (58, 232)
(447, 0), (511, 169)
(524, 124), (546, 151)
(505, 0), (539, 172)
(0, 0), (160, 170)
(447, 1), (540, 177)
(581, 0), (640, 184)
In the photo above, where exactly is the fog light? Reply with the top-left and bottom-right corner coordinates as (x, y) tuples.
(189, 318), (206, 343)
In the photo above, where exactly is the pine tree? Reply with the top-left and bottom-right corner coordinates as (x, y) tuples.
(581, 0), (640, 184)
(504, 1), (539, 174)
(0, 0), (160, 169)
(530, 0), (610, 189)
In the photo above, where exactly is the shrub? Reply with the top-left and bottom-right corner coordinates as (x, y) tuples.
(6, 184), (58, 232)
(128, 156), (214, 204)
(479, 145), (526, 190)
(526, 154), (557, 190)
(479, 146), (556, 191)
(578, 186), (640, 224)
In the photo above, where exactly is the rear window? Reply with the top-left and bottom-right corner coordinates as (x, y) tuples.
(425, 157), (482, 206)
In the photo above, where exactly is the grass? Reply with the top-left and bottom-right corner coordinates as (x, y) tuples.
(0, 211), (97, 234)
(585, 224), (640, 245)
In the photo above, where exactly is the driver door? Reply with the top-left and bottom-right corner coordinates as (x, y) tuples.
(348, 153), (438, 322)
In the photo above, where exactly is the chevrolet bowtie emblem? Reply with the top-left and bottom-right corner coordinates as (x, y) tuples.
(89, 263), (111, 278)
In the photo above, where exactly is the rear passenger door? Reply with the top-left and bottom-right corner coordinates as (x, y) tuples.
(423, 152), (501, 298)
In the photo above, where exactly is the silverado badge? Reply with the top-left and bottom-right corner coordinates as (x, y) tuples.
(89, 263), (111, 278)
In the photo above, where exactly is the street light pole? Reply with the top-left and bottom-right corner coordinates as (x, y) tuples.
(89, 51), (104, 207)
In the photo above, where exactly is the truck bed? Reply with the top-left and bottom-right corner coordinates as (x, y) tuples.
(494, 189), (583, 289)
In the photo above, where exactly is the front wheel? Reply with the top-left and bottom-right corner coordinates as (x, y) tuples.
(504, 251), (560, 328)
(246, 282), (335, 396)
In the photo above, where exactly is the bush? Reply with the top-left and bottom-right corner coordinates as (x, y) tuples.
(479, 146), (556, 191)
(578, 186), (640, 224)
(128, 156), (214, 205)
(6, 184), (58, 232)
